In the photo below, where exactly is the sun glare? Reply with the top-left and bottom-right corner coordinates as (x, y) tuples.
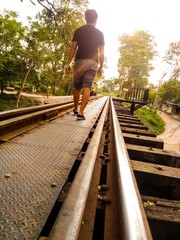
(89, 0), (180, 83)
(0, 0), (179, 84)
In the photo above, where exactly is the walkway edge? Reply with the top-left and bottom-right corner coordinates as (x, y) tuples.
(49, 97), (109, 240)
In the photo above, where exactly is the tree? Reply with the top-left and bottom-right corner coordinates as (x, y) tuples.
(158, 79), (180, 103)
(27, 7), (85, 95)
(20, 0), (88, 25)
(16, 60), (34, 108)
(1, 1), (88, 107)
(157, 41), (180, 106)
(0, 11), (26, 93)
(117, 30), (157, 92)
(162, 41), (180, 81)
(148, 83), (157, 103)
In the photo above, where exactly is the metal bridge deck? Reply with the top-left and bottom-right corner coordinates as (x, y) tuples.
(0, 97), (107, 240)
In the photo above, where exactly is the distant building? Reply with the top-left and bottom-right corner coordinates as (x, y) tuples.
(162, 101), (180, 116)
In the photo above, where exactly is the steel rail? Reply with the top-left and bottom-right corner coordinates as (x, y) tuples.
(0, 96), (102, 141)
(0, 96), (100, 121)
(0, 100), (73, 120)
(110, 97), (152, 240)
(49, 97), (109, 240)
(0, 102), (74, 130)
(0, 100), (79, 141)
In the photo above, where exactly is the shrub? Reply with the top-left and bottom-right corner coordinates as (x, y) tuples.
(135, 108), (165, 135)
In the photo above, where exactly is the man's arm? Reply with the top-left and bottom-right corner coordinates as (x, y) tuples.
(66, 41), (78, 74)
(97, 45), (104, 76)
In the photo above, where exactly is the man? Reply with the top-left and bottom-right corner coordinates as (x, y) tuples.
(66, 9), (105, 120)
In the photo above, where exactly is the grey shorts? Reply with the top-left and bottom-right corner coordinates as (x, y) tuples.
(74, 59), (98, 89)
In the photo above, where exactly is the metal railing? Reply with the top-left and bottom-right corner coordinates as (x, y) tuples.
(125, 87), (149, 103)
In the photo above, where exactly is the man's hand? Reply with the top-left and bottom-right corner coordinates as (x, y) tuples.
(97, 66), (103, 76)
(98, 45), (104, 77)
(66, 64), (71, 74)
(66, 41), (77, 75)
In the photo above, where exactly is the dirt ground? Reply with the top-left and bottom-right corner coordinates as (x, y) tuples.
(157, 111), (180, 155)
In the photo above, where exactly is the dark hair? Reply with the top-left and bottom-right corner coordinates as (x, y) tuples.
(85, 9), (98, 23)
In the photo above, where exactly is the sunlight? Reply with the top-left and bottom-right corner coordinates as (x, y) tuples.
(88, 0), (180, 83)
(0, 0), (179, 84)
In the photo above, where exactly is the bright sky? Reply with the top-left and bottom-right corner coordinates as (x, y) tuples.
(1, 0), (180, 85)
(89, 0), (180, 84)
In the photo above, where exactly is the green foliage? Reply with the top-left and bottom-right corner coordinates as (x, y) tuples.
(0, 3), (86, 97)
(158, 79), (180, 103)
(25, 7), (84, 95)
(100, 91), (116, 96)
(162, 41), (180, 81)
(135, 107), (165, 135)
(0, 11), (26, 90)
(149, 87), (157, 102)
(158, 41), (180, 104)
(117, 30), (157, 90)
(58, 88), (67, 96)
(100, 79), (118, 94)
(0, 93), (41, 111)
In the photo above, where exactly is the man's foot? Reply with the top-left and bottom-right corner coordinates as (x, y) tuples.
(73, 109), (78, 115)
(77, 113), (86, 120)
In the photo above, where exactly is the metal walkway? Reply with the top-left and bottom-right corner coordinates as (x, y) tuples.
(0, 97), (107, 240)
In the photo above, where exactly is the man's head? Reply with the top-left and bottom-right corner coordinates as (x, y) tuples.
(85, 9), (98, 24)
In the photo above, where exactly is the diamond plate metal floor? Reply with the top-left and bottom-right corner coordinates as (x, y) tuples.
(0, 97), (107, 240)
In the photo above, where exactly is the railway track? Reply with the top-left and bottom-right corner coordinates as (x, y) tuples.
(0, 96), (99, 142)
(112, 98), (180, 240)
(0, 96), (179, 240)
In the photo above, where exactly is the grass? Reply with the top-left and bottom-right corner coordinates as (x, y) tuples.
(0, 93), (41, 111)
(135, 107), (165, 135)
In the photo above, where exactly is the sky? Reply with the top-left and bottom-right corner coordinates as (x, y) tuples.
(1, 0), (180, 85)
(89, 0), (180, 84)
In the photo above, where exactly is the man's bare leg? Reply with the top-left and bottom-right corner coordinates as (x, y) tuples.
(79, 87), (90, 115)
(74, 88), (81, 111)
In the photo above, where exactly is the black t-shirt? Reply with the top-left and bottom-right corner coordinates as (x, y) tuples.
(72, 25), (105, 62)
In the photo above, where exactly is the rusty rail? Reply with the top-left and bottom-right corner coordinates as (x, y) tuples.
(110, 97), (152, 239)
